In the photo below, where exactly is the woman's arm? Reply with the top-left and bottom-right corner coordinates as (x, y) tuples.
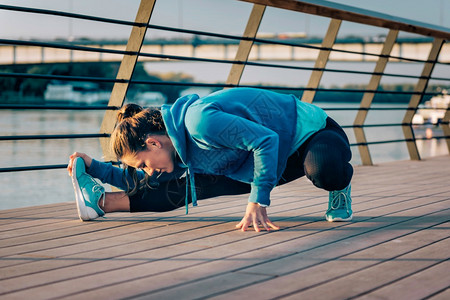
(186, 108), (281, 231)
(187, 108), (279, 207)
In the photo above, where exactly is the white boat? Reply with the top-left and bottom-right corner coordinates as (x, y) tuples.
(413, 90), (449, 125)
(44, 82), (111, 105)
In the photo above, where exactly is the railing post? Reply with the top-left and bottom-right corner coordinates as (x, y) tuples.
(402, 38), (445, 161)
(99, 0), (156, 161)
(301, 18), (341, 103)
(353, 29), (399, 165)
(443, 102), (450, 153)
(226, 4), (266, 86)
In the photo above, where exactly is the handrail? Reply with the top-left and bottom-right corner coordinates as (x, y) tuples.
(239, 0), (450, 39)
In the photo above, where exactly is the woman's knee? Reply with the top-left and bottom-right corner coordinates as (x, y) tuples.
(303, 133), (353, 191)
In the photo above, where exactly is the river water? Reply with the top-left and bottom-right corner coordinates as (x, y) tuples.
(0, 102), (447, 210)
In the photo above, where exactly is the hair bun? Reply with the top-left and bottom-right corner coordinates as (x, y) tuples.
(117, 103), (143, 123)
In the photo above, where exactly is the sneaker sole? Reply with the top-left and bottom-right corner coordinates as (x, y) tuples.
(71, 158), (91, 221)
(326, 214), (353, 222)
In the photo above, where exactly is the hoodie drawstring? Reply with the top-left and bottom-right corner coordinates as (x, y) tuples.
(185, 168), (198, 214)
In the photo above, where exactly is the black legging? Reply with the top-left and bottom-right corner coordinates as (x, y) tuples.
(129, 117), (353, 212)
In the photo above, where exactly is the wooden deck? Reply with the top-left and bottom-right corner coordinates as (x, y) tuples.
(0, 156), (449, 300)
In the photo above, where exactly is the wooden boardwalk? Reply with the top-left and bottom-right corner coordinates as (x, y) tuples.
(0, 156), (449, 300)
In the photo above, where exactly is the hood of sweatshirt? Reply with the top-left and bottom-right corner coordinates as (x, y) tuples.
(161, 93), (200, 213)
(161, 93), (200, 167)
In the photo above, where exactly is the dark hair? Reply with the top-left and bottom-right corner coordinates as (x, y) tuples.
(111, 103), (166, 195)
(111, 103), (166, 159)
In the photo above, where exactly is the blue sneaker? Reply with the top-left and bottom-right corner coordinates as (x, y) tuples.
(325, 184), (353, 222)
(71, 157), (105, 221)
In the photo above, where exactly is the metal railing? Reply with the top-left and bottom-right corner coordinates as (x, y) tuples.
(0, 0), (449, 174)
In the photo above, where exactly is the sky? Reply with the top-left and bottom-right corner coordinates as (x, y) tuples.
(0, 0), (449, 40)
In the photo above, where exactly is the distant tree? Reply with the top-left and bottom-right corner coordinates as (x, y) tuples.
(153, 72), (195, 102)
(0, 65), (29, 95)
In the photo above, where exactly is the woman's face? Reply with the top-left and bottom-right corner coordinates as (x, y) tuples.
(121, 135), (176, 176)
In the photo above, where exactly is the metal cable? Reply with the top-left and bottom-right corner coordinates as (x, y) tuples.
(0, 71), (444, 97)
(0, 133), (110, 141)
(350, 135), (450, 147)
(1, 135), (447, 172)
(2, 38), (449, 82)
(0, 4), (143, 27)
(0, 104), (118, 110)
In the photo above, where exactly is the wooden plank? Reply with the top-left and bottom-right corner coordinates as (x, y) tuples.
(36, 203), (449, 299)
(0, 157), (448, 299)
(0, 203), (73, 225)
(278, 235), (450, 300)
(426, 288), (450, 300)
(133, 273), (275, 300)
(0, 197), (326, 281)
(0, 195), (243, 243)
(209, 222), (449, 300)
(4, 196), (446, 299)
(0, 211), (76, 232)
(3, 197), (324, 276)
(357, 251), (450, 299)
(219, 201), (449, 277)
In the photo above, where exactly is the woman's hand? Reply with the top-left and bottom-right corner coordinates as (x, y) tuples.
(67, 152), (92, 176)
(236, 202), (280, 232)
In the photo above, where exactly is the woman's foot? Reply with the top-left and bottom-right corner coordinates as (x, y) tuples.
(325, 184), (353, 222)
(71, 157), (105, 221)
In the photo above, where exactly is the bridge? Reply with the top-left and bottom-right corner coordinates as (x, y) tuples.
(0, 0), (449, 298)
(2, 36), (449, 65)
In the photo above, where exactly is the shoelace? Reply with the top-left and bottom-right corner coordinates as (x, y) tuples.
(329, 190), (351, 213)
(90, 178), (106, 208)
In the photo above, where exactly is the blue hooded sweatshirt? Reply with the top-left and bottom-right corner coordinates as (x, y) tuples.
(161, 87), (327, 209)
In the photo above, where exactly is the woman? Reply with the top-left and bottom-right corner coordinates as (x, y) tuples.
(68, 87), (353, 232)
